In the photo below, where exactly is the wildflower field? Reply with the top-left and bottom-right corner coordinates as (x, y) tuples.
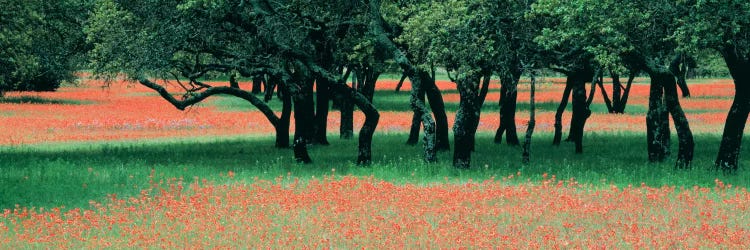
(1, 77), (750, 248)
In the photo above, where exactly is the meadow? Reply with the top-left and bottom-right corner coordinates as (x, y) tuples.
(1, 77), (749, 248)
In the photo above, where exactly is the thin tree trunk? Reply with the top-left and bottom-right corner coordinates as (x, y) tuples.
(522, 73), (536, 164)
(395, 73), (408, 92)
(313, 77), (331, 145)
(276, 83), (292, 148)
(611, 70), (622, 113)
(715, 47), (750, 172)
(618, 71), (637, 113)
(597, 77), (614, 113)
(553, 78), (573, 145)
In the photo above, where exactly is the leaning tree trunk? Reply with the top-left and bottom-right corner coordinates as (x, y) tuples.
(313, 76), (331, 145)
(424, 71), (450, 151)
(453, 75), (482, 168)
(330, 83), (381, 165)
(715, 48), (750, 172)
(495, 72), (521, 146)
(655, 71), (694, 168)
(553, 78), (573, 145)
(395, 73), (408, 92)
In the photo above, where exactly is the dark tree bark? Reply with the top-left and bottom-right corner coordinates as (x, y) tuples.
(522, 73), (536, 164)
(553, 78), (573, 145)
(313, 77), (331, 145)
(654, 70), (694, 168)
(395, 72), (408, 92)
(137, 78), (289, 149)
(569, 68), (594, 153)
(330, 83), (380, 165)
(674, 54), (691, 98)
(292, 78), (315, 163)
(453, 74), (482, 168)
(596, 76), (614, 113)
(494, 72), (521, 145)
(230, 74), (241, 89)
(715, 47), (750, 172)
(619, 71), (637, 113)
(424, 75), (450, 151)
(646, 75), (670, 163)
(339, 89), (354, 139)
(406, 85), (426, 145)
(263, 78), (276, 102)
(368, 2), (438, 163)
(276, 79), (292, 148)
(611, 70), (623, 113)
(251, 75), (264, 93)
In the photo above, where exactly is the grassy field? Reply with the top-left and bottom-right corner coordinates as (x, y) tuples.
(1, 77), (749, 248)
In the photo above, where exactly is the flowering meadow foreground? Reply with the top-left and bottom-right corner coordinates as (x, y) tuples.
(2, 174), (750, 248)
(1, 77), (749, 248)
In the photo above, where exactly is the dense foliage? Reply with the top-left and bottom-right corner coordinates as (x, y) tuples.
(0, 0), (89, 93)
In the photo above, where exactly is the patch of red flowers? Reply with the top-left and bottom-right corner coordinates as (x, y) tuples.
(2, 174), (749, 248)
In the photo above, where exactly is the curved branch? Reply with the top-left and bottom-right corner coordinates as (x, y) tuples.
(138, 78), (280, 127)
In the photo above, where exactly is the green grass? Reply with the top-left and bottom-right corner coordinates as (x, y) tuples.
(0, 96), (93, 105)
(209, 90), (650, 115)
(1, 132), (747, 210)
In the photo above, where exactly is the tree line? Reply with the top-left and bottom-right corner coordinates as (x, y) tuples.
(1, 0), (748, 172)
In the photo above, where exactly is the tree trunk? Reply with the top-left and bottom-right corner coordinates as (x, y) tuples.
(425, 74), (450, 151)
(494, 73), (521, 145)
(292, 79), (314, 163)
(655, 71), (694, 168)
(597, 77), (614, 113)
(264, 78), (276, 102)
(611, 71), (622, 112)
(674, 55), (691, 98)
(522, 73), (536, 164)
(330, 83), (380, 165)
(276, 77), (292, 148)
(339, 92), (354, 139)
(230, 74), (241, 89)
(569, 71), (592, 154)
(368, 1), (437, 162)
(406, 85), (426, 145)
(395, 72), (408, 92)
(313, 77), (331, 145)
(715, 48), (750, 172)
(646, 76), (669, 163)
(617, 71), (636, 113)
(553, 78), (573, 145)
(453, 75), (481, 168)
(251, 75), (263, 93)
